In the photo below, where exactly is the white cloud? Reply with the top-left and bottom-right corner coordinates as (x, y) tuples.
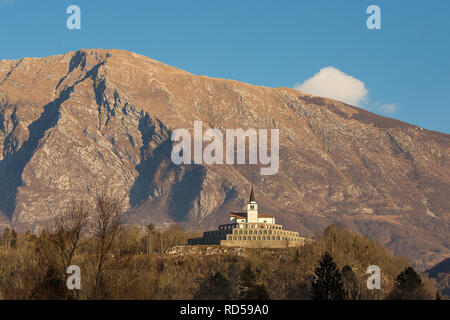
(294, 66), (399, 115)
(294, 66), (368, 106)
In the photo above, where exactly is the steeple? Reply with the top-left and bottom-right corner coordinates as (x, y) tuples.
(249, 186), (256, 203)
(247, 186), (258, 222)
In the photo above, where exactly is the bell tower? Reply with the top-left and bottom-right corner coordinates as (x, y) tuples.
(247, 186), (258, 223)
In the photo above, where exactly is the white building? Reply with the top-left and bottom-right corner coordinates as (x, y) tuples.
(229, 186), (276, 224)
(188, 186), (311, 248)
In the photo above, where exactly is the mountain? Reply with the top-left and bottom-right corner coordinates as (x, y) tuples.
(0, 49), (448, 269)
(427, 258), (450, 277)
(426, 258), (450, 297)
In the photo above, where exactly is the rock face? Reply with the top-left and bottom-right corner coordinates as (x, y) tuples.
(0, 49), (448, 269)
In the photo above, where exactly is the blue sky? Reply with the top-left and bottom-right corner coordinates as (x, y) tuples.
(0, 0), (449, 133)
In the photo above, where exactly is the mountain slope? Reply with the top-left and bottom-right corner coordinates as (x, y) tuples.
(0, 49), (448, 269)
(426, 258), (450, 296)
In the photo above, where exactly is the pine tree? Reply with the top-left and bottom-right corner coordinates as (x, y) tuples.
(342, 265), (359, 300)
(238, 265), (270, 300)
(387, 266), (428, 300)
(240, 264), (257, 288)
(10, 229), (18, 248)
(194, 271), (233, 300)
(30, 266), (67, 300)
(311, 252), (345, 300)
(1, 228), (11, 249)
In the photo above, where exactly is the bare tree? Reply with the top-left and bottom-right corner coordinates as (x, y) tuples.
(89, 192), (125, 299)
(51, 200), (90, 269)
(47, 200), (90, 299)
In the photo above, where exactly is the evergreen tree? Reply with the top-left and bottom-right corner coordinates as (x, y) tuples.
(10, 229), (18, 248)
(30, 266), (67, 300)
(294, 249), (300, 263)
(25, 230), (32, 242)
(1, 228), (11, 249)
(342, 265), (359, 300)
(311, 252), (345, 300)
(194, 271), (233, 300)
(387, 266), (429, 300)
(240, 265), (257, 288)
(238, 265), (270, 300)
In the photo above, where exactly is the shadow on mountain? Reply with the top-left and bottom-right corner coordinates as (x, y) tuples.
(168, 165), (206, 222)
(129, 113), (207, 222)
(0, 94), (68, 218)
(129, 114), (173, 207)
(0, 56), (110, 219)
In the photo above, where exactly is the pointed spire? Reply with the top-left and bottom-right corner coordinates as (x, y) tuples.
(249, 186), (256, 203)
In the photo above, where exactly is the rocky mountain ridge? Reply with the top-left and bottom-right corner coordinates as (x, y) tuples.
(0, 49), (448, 269)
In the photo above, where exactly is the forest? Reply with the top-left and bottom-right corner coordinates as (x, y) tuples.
(0, 194), (441, 300)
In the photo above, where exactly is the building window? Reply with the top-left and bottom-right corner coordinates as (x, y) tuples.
(263, 230), (267, 234)
(277, 236), (280, 240)
(233, 236), (237, 240)
(238, 236), (241, 240)
(239, 230), (242, 234)
(244, 230), (247, 235)
(243, 236), (246, 240)
(257, 236), (261, 240)
(262, 236), (265, 240)
(252, 236), (256, 240)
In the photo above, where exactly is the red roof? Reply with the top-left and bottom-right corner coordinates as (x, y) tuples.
(230, 212), (247, 219)
(229, 212), (274, 219)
